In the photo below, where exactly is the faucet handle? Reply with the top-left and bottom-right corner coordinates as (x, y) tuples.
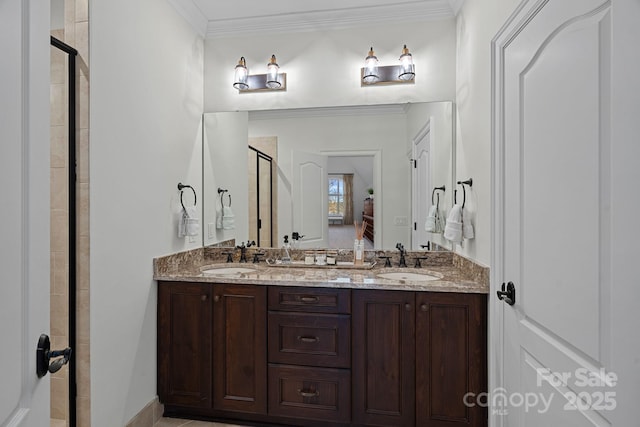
(378, 256), (392, 267)
(413, 256), (428, 268)
(222, 251), (234, 263)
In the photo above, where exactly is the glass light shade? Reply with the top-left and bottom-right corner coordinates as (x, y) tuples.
(398, 45), (415, 81)
(233, 56), (249, 90)
(266, 54), (281, 89)
(362, 47), (380, 84)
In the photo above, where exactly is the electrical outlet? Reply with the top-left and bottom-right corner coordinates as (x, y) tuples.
(393, 216), (409, 226)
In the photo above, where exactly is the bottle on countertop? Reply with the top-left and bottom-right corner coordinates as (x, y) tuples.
(281, 235), (291, 264)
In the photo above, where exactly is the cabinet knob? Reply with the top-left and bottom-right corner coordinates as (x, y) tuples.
(213, 295), (220, 302)
(420, 304), (428, 312)
(201, 294), (208, 302)
(405, 303), (412, 311)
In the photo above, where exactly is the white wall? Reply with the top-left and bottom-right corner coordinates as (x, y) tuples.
(454, 0), (519, 264)
(90, 0), (203, 424)
(204, 19), (456, 112)
(249, 110), (410, 248)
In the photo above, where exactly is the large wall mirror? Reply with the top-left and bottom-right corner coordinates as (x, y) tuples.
(203, 102), (455, 250)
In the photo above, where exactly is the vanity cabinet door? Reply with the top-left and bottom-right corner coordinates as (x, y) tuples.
(158, 282), (212, 408)
(352, 289), (415, 426)
(212, 283), (267, 414)
(415, 292), (487, 427)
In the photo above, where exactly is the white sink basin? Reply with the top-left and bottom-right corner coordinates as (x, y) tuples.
(202, 266), (256, 275)
(376, 271), (442, 282)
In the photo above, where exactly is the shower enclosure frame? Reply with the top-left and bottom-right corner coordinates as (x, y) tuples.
(50, 35), (78, 427)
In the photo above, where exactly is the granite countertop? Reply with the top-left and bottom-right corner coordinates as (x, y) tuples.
(154, 248), (489, 294)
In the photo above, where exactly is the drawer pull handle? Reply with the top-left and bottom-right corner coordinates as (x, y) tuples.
(299, 296), (319, 304)
(298, 389), (319, 398)
(297, 335), (319, 343)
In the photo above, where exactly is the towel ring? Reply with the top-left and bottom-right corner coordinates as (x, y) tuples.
(177, 183), (197, 210)
(456, 178), (473, 209)
(431, 185), (445, 205)
(218, 188), (229, 208)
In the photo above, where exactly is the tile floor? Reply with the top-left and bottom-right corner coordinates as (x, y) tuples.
(155, 418), (245, 427)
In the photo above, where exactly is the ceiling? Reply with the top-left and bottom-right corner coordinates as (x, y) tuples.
(169, 0), (463, 38)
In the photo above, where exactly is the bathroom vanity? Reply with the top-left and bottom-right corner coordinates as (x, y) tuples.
(155, 250), (488, 427)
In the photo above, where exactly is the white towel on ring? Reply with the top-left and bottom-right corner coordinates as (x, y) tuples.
(178, 206), (200, 237)
(425, 205), (438, 232)
(222, 205), (235, 230)
(462, 208), (474, 239)
(443, 204), (463, 243)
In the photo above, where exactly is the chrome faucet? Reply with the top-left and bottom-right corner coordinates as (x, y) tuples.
(396, 243), (407, 267)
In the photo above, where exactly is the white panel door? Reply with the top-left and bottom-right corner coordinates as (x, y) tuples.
(292, 151), (328, 248)
(493, 0), (639, 426)
(0, 0), (51, 426)
(411, 121), (431, 250)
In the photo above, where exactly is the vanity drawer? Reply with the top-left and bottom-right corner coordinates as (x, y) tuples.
(268, 286), (351, 314)
(268, 364), (351, 423)
(268, 312), (351, 368)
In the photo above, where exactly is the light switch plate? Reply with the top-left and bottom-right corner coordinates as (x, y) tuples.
(394, 216), (408, 226)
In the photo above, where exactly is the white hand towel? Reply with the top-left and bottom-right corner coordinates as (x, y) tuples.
(222, 205), (235, 230)
(216, 206), (223, 229)
(425, 205), (438, 232)
(178, 206), (200, 237)
(434, 207), (444, 233)
(462, 208), (474, 239)
(443, 204), (463, 243)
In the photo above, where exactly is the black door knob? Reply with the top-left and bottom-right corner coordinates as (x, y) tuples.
(497, 282), (516, 306)
(36, 334), (72, 378)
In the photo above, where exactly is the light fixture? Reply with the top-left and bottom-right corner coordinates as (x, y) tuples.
(233, 54), (287, 92)
(398, 45), (415, 81)
(266, 55), (281, 89)
(361, 44), (416, 86)
(362, 47), (380, 84)
(233, 56), (249, 90)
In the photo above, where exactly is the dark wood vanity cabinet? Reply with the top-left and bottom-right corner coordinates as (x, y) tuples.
(353, 290), (487, 427)
(353, 290), (416, 426)
(212, 283), (267, 414)
(157, 282), (212, 409)
(158, 282), (486, 427)
(415, 292), (487, 427)
(267, 286), (352, 423)
(158, 282), (267, 416)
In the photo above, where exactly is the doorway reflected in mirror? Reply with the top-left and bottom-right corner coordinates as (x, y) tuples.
(328, 225), (374, 249)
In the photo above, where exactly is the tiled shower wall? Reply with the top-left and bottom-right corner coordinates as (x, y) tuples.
(50, 0), (90, 425)
(50, 27), (70, 424)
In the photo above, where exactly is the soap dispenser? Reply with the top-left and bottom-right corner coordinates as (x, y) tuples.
(281, 235), (292, 264)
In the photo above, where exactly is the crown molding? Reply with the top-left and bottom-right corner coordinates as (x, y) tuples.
(166, 0), (208, 37)
(206, 1), (454, 39)
(447, 0), (466, 16)
(249, 104), (409, 121)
